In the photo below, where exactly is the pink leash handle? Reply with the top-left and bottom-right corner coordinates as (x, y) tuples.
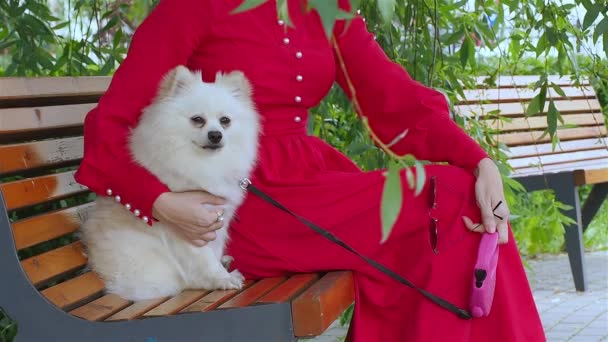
(469, 232), (499, 318)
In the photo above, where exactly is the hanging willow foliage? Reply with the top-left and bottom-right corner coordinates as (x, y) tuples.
(0, 0), (606, 242)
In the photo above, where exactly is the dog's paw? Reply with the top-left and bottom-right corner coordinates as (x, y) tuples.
(214, 269), (245, 290)
(221, 255), (234, 269)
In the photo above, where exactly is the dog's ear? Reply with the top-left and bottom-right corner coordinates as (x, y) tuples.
(215, 71), (253, 102)
(157, 65), (200, 99)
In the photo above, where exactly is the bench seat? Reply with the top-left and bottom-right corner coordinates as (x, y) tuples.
(0, 76), (354, 341)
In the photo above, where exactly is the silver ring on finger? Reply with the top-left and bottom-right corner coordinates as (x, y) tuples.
(215, 210), (225, 223)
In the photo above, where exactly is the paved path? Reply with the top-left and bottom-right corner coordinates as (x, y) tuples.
(311, 251), (608, 342)
(529, 251), (608, 342)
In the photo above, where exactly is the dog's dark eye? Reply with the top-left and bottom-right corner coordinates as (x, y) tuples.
(220, 117), (231, 125)
(190, 116), (206, 126)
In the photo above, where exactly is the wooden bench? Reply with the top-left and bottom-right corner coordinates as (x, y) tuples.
(0, 77), (354, 341)
(455, 75), (608, 292)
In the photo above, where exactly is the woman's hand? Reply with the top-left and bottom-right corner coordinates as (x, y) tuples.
(152, 191), (227, 247)
(462, 158), (510, 244)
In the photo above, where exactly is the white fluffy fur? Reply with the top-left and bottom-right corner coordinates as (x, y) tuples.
(80, 66), (260, 301)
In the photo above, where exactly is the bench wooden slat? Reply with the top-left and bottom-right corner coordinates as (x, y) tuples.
(0, 104), (92, 135)
(0, 137), (83, 175)
(181, 280), (256, 313)
(70, 294), (132, 321)
(574, 169), (608, 186)
(462, 86), (595, 104)
(510, 149), (608, 169)
(257, 273), (320, 304)
(457, 77), (606, 187)
(291, 271), (354, 337)
(506, 138), (608, 159)
(513, 159), (608, 177)
(218, 277), (287, 309)
(20, 241), (87, 287)
(41, 272), (105, 309)
(12, 203), (92, 251)
(497, 126), (607, 146)
(106, 297), (170, 321)
(143, 290), (210, 317)
(0, 77), (110, 103)
(475, 75), (589, 88)
(455, 99), (601, 118)
(488, 113), (604, 132)
(574, 168), (608, 186)
(0, 171), (89, 211)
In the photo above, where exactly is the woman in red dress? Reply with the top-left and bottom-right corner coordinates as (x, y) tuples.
(74, 0), (546, 340)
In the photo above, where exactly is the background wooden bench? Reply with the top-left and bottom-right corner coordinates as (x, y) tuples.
(455, 75), (608, 292)
(0, 77), (354, 341)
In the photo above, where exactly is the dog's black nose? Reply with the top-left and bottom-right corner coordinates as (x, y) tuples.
(208, 131), (222, 144)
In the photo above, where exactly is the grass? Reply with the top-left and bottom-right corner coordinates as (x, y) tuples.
(584, 196), (608, 251)
(0, 308), (17, 342)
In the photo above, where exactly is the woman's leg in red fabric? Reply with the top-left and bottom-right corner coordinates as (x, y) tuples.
(227, 165), (545, 341)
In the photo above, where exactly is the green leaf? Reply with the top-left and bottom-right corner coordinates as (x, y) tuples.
(405, 167), (414, 188)
(0, 39), (16, 50)
(308, 0), (339, 38)
(546, 27), (557, 47)
(509, 37), (521, 57)
(25, 1), (59, 22)
(526, 95), (541, 116)
(51, 53), (67, 73)
(538, 82), (548, 116)
(378, 0), (396, 23)
(101, 9), (115, 20)
(113, 29), (123, 49)
(339, 304), (354, 326)
(347, 141), (372, 155)
(100, 16), (118, 34)
(594, 17), (608, 43)
(402, 154), (417, 167)
(381, 161), (403, 243)
(232, 0), (268, 13)
(100, 58), (114, 75)
(276, 0), (292, 27)
(550, 83), (567, 97)
(582, 3), (601, 31)
(335, 9), (355, 20)
(35, 48), (54, 69)
(459, 34), (472, 68)
(547, 100), (558, 137)
(52, 21), (69, 30)
(551, 133), (559, 151)
(443, 27), (465, 45)
(536, 33), (547, 57)
(467, 35), (477, 68)
(414, 161), (426, 196)
(22, 14), (54, 37)
(580, 0), (593, 10)
(604, 30), (608, 57)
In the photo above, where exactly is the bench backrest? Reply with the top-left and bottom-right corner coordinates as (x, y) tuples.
(454, 75), (607, 177)
(0, 77), (110, 309)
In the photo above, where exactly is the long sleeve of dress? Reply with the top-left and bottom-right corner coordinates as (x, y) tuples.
(74, 0), (212, 225)
(332, 10), (489, 172)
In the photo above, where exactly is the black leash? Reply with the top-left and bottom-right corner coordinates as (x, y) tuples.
(239, 178), (472, 320)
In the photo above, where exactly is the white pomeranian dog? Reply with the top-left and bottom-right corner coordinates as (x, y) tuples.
(80, 65), (260, 301)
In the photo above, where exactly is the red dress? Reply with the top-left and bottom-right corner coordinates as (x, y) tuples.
(74, 0), (546, 340)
